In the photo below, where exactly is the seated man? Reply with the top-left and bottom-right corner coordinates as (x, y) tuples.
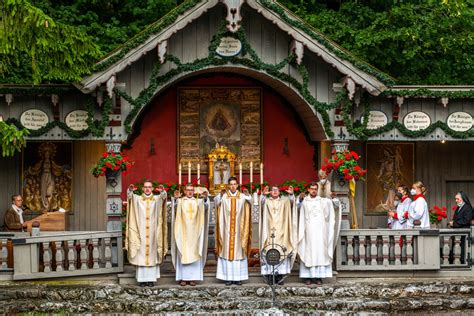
(4, 195), (27, 232)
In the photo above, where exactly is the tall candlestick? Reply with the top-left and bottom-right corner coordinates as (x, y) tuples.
(250, 161), (253, 184)
(239, 163), (242, 185)
(178, 163), (182, 186)
(188, 161), (191, 184)
(197, 163), (200, 185)
(260, 162), (263, 186)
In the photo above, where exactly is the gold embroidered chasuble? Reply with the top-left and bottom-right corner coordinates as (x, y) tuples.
(125, 191), (168, 266)
(171, 197), (209, 266)
(215, 191), (252, 261)
(259, 196), (298, 266)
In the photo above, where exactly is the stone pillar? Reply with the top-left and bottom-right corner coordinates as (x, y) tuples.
(105, 142), (123, 232)
(331, 140), (352, 230)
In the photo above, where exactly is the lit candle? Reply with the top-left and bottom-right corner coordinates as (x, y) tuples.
(239, 163), (242, 185)
(260, 162), (263, 186)
(197, 163), (200, 185)
(188, 161), (191, 184)
(250, 161), (253, 184)
(178, 163), (182, 186)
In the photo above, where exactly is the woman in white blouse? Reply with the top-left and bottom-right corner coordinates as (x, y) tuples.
(407, 181), (430, 229)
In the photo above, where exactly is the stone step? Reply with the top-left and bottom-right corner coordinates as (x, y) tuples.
(0, 281), (473, 314)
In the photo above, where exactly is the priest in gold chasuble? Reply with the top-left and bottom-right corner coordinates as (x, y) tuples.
(259, 185), (298, 281)
(214, 177), (252, 285)
(171, 184), (210, 286)
(125, 181), (168, 287)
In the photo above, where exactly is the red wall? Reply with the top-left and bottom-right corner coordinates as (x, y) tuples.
(121, 73), (318, 194)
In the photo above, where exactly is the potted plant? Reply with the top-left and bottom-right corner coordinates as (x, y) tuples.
(91, 151), (134, 178)
(429, 205), (447, 228)
(321, 150), (367, 181)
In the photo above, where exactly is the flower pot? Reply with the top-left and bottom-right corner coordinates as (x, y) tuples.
(105, 169), (120, 180)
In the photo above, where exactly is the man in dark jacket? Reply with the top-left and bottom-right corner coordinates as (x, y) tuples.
(4, 195), (26, 232)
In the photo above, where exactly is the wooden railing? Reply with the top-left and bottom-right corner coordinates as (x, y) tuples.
(336, 229), (441, 270)
(11, 231), (123, 280)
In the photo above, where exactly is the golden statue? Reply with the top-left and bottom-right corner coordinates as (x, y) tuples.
(23, 142), (72, 212)
(208, 144), (236, 194)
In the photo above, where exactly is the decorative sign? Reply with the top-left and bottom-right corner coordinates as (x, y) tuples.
(403, 111), (431, 131)
(447, 111), (473, 132)
(20, 109), (49, 130)
(216, 37), (242, 57)
(106, 142), (122, 153)
(65, 110), (89, 131)
(265, 249), (281, 266)
(361, 110), (388, 130)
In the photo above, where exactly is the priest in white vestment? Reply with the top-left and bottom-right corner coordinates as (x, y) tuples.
(214, 176), (252, 285)
(297, 182), (336, 285)
(171, 183), (210, 286)
(259, 185), (298, 285)
(125, 181), (168, 287)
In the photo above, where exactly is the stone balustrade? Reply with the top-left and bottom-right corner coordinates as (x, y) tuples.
(336, 227), (473, 271)
(11, 231), (123, 280)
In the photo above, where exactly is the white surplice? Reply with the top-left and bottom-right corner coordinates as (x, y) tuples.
(297, 196), (335, 279)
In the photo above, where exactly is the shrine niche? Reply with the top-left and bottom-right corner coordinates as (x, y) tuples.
(365, 142), (414, 214)
(178, 87), (262, 173)
(22, 142), (73, 212)
(208, 144), (236, 195)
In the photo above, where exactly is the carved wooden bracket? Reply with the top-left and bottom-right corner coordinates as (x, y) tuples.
(221, 0), (244, 33)
(440, 97), (449, 108)
(343, 76), (356, 100)
(290, 39), (304, 65)
(96, 90), (103, 107)
(106, 75), (116, 99)
(51, 94), (59, 107)
(396, 96), (404, 108)
(5, 94), (13, 106)
(157, 40), (167, 64)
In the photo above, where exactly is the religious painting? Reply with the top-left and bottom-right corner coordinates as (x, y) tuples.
(365, 142), (414, 214)
(178, 87), (262, 172)
(21, 141), (73, 213)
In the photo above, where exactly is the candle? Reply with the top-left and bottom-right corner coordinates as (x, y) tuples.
(250, 161), (253, 183)
(239, 163), (242, 185)
(197, 163), (200, 185)
(188, 161), (191, 184)
(260, 162), (263, 185)
(178, 163), (182, 186)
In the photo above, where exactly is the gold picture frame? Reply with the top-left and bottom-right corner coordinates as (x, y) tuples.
(21, 141), (73, 213)
(365, 142), (414, 215)
(177, 87), (263, 173)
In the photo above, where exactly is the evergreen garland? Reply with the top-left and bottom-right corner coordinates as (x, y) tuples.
(5, 97), (112, 138)
(341, 97), (474, 140)
(381, 88), (474, 99)
(0, 86), (74, 96)
(257, 0), (396, 86)
(117, 24), (349, 137)
(94, 0), (203, 72)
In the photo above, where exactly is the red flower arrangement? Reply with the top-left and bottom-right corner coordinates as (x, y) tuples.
(91, 151), (134, 177)
(429, 205), (448, 224)
(320, 150), (367, 181)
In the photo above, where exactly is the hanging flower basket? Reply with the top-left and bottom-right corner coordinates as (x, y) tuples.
(321, 150), (367, 182)
(91, 151), (134, 177)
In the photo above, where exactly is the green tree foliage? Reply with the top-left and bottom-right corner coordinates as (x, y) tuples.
(1, 0), (102, 83)
(278, 0), (473, 84)
(1, 0), (472, 85)
(0, 121), (29, 157)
